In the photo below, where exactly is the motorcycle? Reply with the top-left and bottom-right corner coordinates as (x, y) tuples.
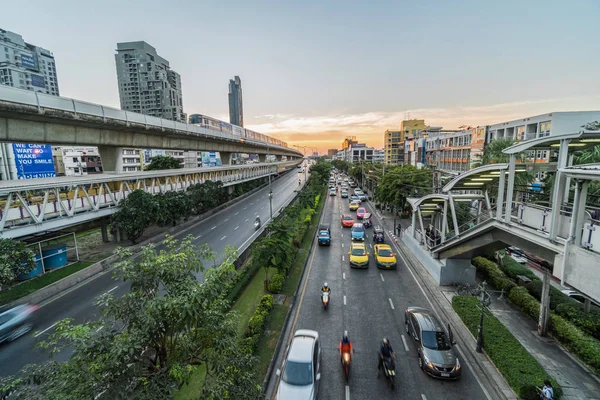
(254, 219), (261, 230)
(341, 351), (351, 381)
(321, 291), (329, 310)
(381, 357), (396, 390)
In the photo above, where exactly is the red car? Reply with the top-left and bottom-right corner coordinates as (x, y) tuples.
(341, 214), (355, 228)
(356, 207), (367, 219)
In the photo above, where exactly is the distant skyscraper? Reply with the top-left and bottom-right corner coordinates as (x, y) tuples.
(115, 41), (185, 122)
(0, 28), (59, 96)
(228, 76), (243, 127)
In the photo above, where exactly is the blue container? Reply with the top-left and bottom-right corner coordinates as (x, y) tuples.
(17, 253), (43, 281)
(42, 245), (68, 270)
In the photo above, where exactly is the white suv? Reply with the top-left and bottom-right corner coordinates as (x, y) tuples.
(276, 329), (321, 399)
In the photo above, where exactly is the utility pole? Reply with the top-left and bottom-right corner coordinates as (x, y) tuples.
(476, 281), (487, 353)
(267, 144), (273, 220)
(538, 267), (551, 336)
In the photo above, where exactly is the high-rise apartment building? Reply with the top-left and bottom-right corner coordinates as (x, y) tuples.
(384, 130), (404, 165)
(228, 76), (243, 126)
(115, 41), (185, 122)
(0, 29), (59, 96)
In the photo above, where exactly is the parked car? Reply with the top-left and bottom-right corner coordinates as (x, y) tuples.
(349, 242), (369, 268)
(351, 223), (366, 241)
(404, 307), (461, 379)
(318, 225), (331, 246)
(373, 227), (385, 243)
(374, 244), (397, 269)
(276, 329), (321, 399)
(0, 304), (39, 344)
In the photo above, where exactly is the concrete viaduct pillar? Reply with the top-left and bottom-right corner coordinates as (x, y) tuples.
(98, 146), (124, 173)
(258, 153), (267, 163)
(220, 152), (232, 165)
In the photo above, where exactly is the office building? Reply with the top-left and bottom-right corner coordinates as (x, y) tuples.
(228, 76), (243, 126)
(346, 143), (374, 163)
(342, 136), (358, 150)
(372, 148), (384, 163)
(115, 41), (185, 122)
(0, 29), (59, 95)
(424, 129), (474, 173)
(384, 130), (404, 165)
(53, 147), (103, 176)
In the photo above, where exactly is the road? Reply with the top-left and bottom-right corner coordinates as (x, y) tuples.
(269, 185), (489, 399)
(0, 165), (308, 377)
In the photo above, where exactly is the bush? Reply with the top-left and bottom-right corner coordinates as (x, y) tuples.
(497, 253), (537, 281)
(471, 257), (517, 293)
(555, 303), (600, 341)
(244, 294), (274, 354)
(268, 274), (285, 294)
(453, 296), (562, 399)
(549, 314), (600, 374)
(508, 287), (541, 321)
(225, 258), (262, 303)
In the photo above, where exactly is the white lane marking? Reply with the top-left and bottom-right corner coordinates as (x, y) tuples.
(105, 286), (118, 295)
(341, 233), (343, 237)
(369, 243), (373, 249)
(343, 295), (347, 305)
(343, 272), (346, 280)
(402, 334), (409, 352)
(235, 212), (239, 215)
(35, 322), (58, 338)
(224, 218), (229, 222)
(245, 218), (249, 222)
(221, 236), (227, 241)
(261, 206), (264, 210)
(389, 298), (395, 310)
(194, 234), (202, 240)
(380, 273), (385, 282)
(342, 255), (345, 262)
(421, 395), (427, 400)
(244, 207), (248, 210)
(234, 226), (239, 231)
(346, 385), (350, 400)
(211, 226), (216, 230)
(341, 243), (344, 248)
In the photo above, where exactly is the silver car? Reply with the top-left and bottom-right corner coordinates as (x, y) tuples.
(276, 329), (321, 399)
(0, 304), (38, 343)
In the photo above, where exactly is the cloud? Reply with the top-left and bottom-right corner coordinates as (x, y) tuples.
(245, 96), (600, 153)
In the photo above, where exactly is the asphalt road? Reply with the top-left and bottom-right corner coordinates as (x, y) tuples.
(269, 185), (489, 400)
(0, 165), (308, 377)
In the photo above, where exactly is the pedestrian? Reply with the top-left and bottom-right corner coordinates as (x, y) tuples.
(538, 380), (554, 400)
(396, 225), (401, 236)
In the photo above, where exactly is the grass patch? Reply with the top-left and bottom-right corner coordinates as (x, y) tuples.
(0, 261), (93, 306)
(231, 267), (277, 338)
(255, 304), (289, 383)
(174, 364), (206, 400)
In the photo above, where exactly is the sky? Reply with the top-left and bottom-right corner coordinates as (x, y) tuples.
(3, 0), (600, 153)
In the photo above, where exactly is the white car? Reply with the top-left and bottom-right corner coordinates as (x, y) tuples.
(276, 330), (321, 400)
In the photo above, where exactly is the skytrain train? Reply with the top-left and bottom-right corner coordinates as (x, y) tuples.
(188, 114), (288, 148)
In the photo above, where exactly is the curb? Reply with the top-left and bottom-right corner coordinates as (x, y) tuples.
(262, 187), (325, 394)
(4, 174), (287, 309)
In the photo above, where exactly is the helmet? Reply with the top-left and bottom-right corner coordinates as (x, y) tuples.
(382, 338), (389, 346)
(343, 331), (349, 342)
(324, 282), (328, 289)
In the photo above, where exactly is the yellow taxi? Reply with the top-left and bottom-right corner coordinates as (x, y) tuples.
(349, 242), (369, 268)
(374, 244), (397, 269)
(349, 201), (360, 211)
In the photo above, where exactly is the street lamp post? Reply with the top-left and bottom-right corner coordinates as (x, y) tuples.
(476, 281), (487, 353)
(267, 144), (273, 220)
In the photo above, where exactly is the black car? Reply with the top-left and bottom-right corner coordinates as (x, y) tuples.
(404, 307), (461, 379)
(373, 227), (385, 243)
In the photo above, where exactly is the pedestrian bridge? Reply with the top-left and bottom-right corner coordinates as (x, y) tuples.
(0, 161), (296, 239)
(401, 132), (600, 304)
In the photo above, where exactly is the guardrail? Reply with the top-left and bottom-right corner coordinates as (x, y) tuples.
(0, 86), (296, 152)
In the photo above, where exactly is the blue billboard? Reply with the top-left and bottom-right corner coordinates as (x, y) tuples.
(20, 54), (36, 69)
(30, 74), (45, 88)
(201, 152), (222, 167)
(12, 144), (56, 179)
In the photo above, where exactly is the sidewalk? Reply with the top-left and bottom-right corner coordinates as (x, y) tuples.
(373, 205), (600, 400)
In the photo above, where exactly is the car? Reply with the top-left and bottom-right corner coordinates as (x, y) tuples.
(344, 177), (349, 182)
(404, 307), (461, 379)
(340, 190), (348, 198)
(0, 304), (39, 344)
(348, 242), (369, 268)
(318, 225), (331, 246)
(341, 214), (355, 228)
(276, 329), (321, 399)
(329, 188), (336, 196)
(350, 195), (360, 203)
(329, 177), (335, 183)
(351, 223), (366, 241)
(373, 227), (385, 243)
(357, 193), (367, 202)
(328, 183), (335, 189)
(374, 244), (397, 269)
(356, 207), (366, 219)
(349, 201), (360, 211)
(561, 289), (600, 308)
(362, 212), (373, 228)
(350, 182), (357, 188)
(341, 184), (349, 190)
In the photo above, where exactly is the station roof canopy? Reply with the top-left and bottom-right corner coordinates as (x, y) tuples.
(407, 193), (484, 211)
(558, 163), (600, 181)
(440, 163), (528, 192)
(503, 131), (600, 154)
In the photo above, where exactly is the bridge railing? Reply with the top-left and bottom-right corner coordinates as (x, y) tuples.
(0, 86), (293, 151)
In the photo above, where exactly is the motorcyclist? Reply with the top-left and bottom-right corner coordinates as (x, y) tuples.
(378, 338), (396, 377)
(255, 216), (261, 226)
(321, 282), (331, 295)
(339, 331), (353, 362)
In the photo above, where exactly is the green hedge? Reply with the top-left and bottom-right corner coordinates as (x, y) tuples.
(555, 303), (600, 341)
(225, 257), (262, 303)
(497, 252), (537, 281)
(549, 313), (600, 374)
(472, 257), (517, 293)
(508, 286), (541, 321)
(452, 296), (562, 399)
(268, 274), (284, 294)
(244, 294), (274, 354)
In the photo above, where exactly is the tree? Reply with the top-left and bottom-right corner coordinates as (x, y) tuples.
(252, 228), (294, 284)
(472, 138), (514, 167)
(0, 236), (259, 400)
(144, 155), (182, 171)
(375, 165), (433, 213)
(0, 239), (36, 285)
(187, 180), (229, 214)
(111, 189), (159, 244)
(155, 191), (193, 227)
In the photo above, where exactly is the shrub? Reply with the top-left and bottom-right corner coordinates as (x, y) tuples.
(555, 303), (600, 341)
(497, 253), (537, 281)
(225, 259), (262, 303)
(471, 257), (517, 293)
(549, 314), (600, 374)
(453, 296), (562, 399)
(243, 294), (274, 354)
(526, 280), (579, 310)
(508, 287), (541, 321)
(268, 274), (285, 294)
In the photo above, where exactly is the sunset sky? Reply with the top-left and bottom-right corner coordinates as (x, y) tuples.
(3, 0), (599, 153)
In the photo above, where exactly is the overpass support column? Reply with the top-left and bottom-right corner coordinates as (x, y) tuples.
(563, 153), (575, 204)
(411, 210), (417, 237)
(560, 179), (589, 286)
(98, 146), (124, 173)
(504, 154), (517, 223)
(441, 199), (448, 243)
(258, 153), (267, 163)
(549, 139), (570, 241)
(100, 218), (110, 243)
(496, 169), (506, 220)
(220, 152), (232, 165)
